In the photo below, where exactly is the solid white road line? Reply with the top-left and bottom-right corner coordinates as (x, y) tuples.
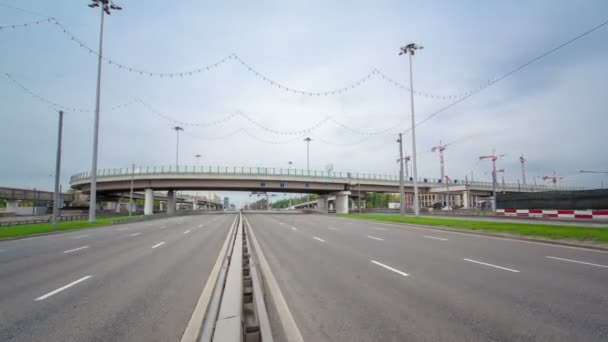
(129, 232), (142, 237)
(370, 260), (409, 277)
(546, 256), (608, 268)
(72, 234), (90, 239)
(312, 236), (326, 243)
(35, 275), (92, 301)
(63, 246), (89, 254)
(423, 235), (448, 241)
(291, 227), (297, 231)
(463, 258), (520, 273)
(367, 235), (384, 241)
(184, 230), (191, 234)
(152, 242), (166, 249)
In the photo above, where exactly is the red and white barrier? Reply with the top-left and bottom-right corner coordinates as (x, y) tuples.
(497, 209), (608, 220)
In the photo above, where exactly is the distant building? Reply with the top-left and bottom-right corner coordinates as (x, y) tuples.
(223, 197), (229, 208)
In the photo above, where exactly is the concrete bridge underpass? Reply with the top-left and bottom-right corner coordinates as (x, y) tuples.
(69, 165), (583, 215)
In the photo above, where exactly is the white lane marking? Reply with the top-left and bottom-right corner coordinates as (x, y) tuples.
(367, 235), (384, 241)
(374, 227), (386, 231)
(160, 226), (167, 229)
(63, 246), (89, 254)
(116, 227), (129, 231)
(152, 242), (166, 249)
(72, 234), (90, 239)
(546, 256), (608, 268)
(424, 235), (448, 241)
(312, 236), (326, 243)
(0, 249), (6, 252)
(463, 258), (520, 273)
(370, 260), (409, 277)
(198, 224), (203, 228)
(279, 222), (285, 225)
(129, 232), (142, 237)
(328, 227), (338, 230)
(291, 227), (297, 231)
(184, 230), (191, 234)
(35, 275), (92, 301)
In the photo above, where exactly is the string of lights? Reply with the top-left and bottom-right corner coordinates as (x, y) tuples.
(0, 17), (53, 30)
(327, 117), (403, 136)
(3, 73), (137, 112)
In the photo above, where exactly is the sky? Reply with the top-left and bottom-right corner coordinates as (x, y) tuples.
(1, 0), (607, 206)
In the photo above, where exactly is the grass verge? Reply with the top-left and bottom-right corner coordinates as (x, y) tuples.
(0, 215), (142, 240)
(338, 213), (608, 243)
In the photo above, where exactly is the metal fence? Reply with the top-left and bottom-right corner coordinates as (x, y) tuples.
(69, 165), (582, 192)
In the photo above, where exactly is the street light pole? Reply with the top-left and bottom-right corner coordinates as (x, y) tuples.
(304, 137), (312, 204)
(87, 0), (122, 223)
(128, 163), (134, 217)
(397, 133), (405, 215)
(173, 126), (184, 171)
(52, 110), (64, 230)
(400, 43), (423, 216)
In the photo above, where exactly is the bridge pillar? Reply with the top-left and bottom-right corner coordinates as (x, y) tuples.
(6, 200), (19, 213)
(316, 195), (329, 213)
(167, 190), (176, 215)
(335, 191), (351, 214)
(193, 200), (199, 210)
(462, 191), (470, 209)
(144, 189), (154, 215)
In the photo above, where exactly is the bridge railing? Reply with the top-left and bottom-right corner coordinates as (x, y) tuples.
(69, 166), (583, 192)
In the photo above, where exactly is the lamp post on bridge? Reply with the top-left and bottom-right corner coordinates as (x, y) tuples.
(173, 126), (184, 171)
(304, 137), (312, 205)
(87, 0), (123, 223)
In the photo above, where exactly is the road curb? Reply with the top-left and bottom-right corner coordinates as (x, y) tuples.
(338, 217), (608, 252)
(244, 215), (304, 342)
(180, 214), (239, 342)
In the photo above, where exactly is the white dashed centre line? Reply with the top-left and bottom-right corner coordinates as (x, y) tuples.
(464, 258), (520, 273)
(291, 227), (297, 231)
(423, 235), (448, 241)
(312, 236), (326, 243)
(35, 275), (92, 301)
(370, 260), (409, 277)
(129, 232), (142, 237)
(367, 235), (384, 241)
(160, 226), (167, 229)
(72, 234), (90, 239)
(546, 256), (608, 268)
(328, 227), (338, 230)
(373, 227), (386, 231)
(198, 224), (203, 228)
(116, 227), (129, 231)
(63, 246), (89, 254)
(184, 230), (191, 234)
(152, 242), (166, 249)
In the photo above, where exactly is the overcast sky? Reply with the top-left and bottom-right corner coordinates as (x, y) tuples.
(1, 0), (607, 205)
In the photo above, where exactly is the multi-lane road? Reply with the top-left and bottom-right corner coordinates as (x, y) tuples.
(1, 212), (607, 341)
(247, 213), (608, 342)
(0, 214), (234, 342)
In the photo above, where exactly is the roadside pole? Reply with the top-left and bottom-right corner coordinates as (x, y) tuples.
(397, 133), (405, 215)
(129, 163), (134, 217)
(52, 110), (64, 230)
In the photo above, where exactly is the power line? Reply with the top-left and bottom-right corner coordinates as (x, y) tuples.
(406, 18), (608, 132)
(0, 17), (53, 30)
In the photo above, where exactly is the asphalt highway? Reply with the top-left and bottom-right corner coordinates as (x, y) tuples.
(246, 213), (608, 342)
(0, 213), (234, 342)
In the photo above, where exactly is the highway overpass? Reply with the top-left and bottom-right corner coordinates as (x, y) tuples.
(70, 165), (582, 214)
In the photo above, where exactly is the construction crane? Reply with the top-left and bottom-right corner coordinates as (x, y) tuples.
(479, 152), (505, 212)
(431, 141), (448, 180)
(519, 155), (527, 185)
(496, 169), (506, 193)
(542, 171), (563, 189)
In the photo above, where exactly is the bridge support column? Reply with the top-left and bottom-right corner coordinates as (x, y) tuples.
(193, 200), (199, 210)
(167, 190), (176, 215)
(144, 189), (154, 215)
(316, 195), (329, 213)
(6, 200), (19, 213)
(462, 191), (470, 209)
(335, 191), (351, 214)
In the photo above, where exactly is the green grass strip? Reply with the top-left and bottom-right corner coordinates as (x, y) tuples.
(338, 213), (608, 243)
(0, 215), (142, 239)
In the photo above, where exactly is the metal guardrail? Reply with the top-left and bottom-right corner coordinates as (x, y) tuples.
(69, 165), (583, 192)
